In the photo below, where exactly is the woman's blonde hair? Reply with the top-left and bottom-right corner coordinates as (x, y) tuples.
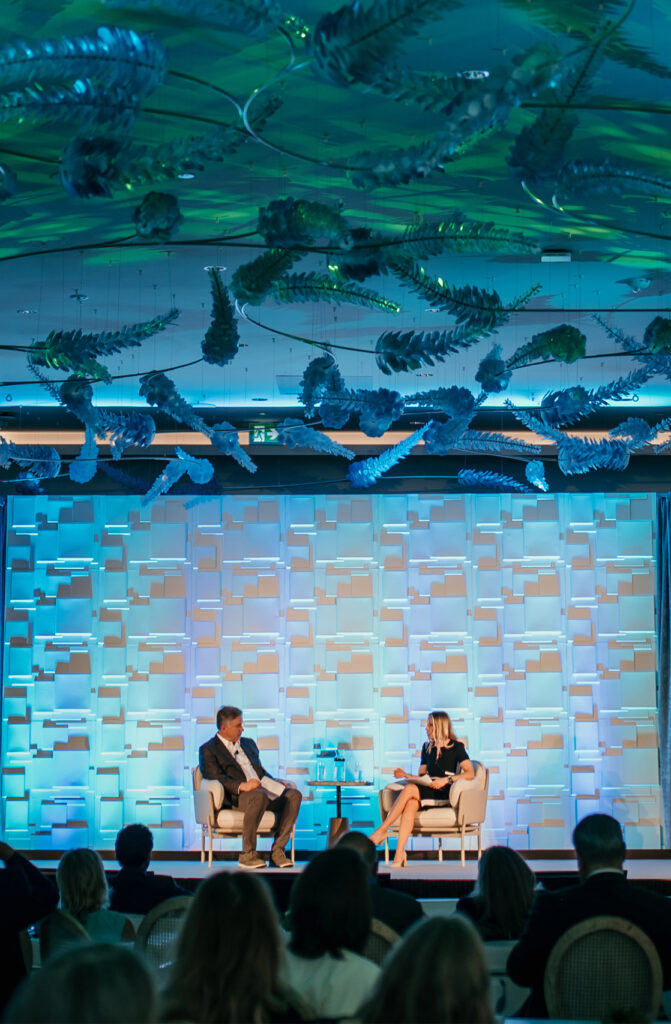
(427, 710), (457, 751)
(361, 915), (493, 1024)
(57, 848), (109, 920)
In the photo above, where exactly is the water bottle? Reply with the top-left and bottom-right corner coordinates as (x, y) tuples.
(334, 755), (345, 782)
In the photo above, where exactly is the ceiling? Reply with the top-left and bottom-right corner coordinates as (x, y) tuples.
(2, 0), (671, 495)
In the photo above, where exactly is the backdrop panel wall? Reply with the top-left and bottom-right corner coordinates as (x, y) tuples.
(0, 492), (662, 851)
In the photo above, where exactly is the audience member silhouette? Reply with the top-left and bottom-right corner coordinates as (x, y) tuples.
(336, 830), (423, 935)
(109, 824), (191, 915)
(456, 845), (536, 940)
(0, 840), (58, 1013)
(507, 813), (671, 1017)
(360, 915), (494, 1024)
(161, 871), (307, 1023)
(285, 847), (380, 1019)
(5, 943), (156, 1023)
(57, 848), (134, 942)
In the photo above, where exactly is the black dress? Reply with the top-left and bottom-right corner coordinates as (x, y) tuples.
(415, 740), (470, 804)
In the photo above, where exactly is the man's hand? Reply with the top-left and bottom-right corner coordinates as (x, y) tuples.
(393, 768), (408, 779)
(239, 779), (262, 792)
(0, 841), (15, 863)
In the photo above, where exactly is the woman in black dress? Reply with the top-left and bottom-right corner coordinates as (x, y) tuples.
(370, 711), (474, 867)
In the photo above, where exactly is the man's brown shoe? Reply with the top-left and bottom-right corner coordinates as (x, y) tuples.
(239, 852), (266, 869)
(270, 849), (293, 868)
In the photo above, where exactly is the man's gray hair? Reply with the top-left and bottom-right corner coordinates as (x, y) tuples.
(216, 705), (242, 730)
(573, 813), (626, 864)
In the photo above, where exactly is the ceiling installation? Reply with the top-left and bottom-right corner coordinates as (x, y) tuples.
(2, 0), (671, 498)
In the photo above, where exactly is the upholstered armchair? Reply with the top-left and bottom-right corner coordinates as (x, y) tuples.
(192, 766), (297, 867)
(378, 759), (489, 866)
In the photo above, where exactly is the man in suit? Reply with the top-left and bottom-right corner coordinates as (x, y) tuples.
(507, 813), (671, 1017)
(337, 830), (423, 935)
(109, 824), (191, 914)
(199, 704), (301, 870)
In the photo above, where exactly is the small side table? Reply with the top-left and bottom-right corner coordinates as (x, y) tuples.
(307, 780), (373, 846)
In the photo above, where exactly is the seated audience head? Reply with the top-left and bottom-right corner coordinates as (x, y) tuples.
(289, 846), (372, 958)
(163, 870), (285, 1023)
(57, 848), (109, 919)
(336, 829), (378, 877)
(473, 845), (536, 939)
(361, 915), (493, 1024)
(573, 813), (626, 878)
(5, 943), (156, 1023)
(115, 824), (154, 870)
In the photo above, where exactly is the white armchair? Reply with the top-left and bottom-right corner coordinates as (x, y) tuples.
(192, 766), (297, 867)
(378, 759), (489, 866)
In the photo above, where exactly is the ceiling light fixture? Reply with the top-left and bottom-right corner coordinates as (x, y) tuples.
(541, 249), (572, 262)
(459, 69), (489, 80)
(16, 308), (37, 314)
(69, 288), (88, 302)
(177, 172), (195, 179)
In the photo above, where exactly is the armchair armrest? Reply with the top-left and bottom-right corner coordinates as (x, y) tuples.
(453, 782), (488, 825)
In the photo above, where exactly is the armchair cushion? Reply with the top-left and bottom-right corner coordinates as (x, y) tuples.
(449, 760), (485, 808)
(215, 808), (278, 829)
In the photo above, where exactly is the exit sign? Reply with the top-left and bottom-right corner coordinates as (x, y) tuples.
(250, 424), (279, 443)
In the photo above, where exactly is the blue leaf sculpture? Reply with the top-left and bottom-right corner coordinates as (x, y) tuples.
(69, 428), (98, 484)
(376, 325), (484, 375)
(406, 386), (476, 419)
(456, 430), (541, 456)
(0, 79), (141, 133)
(231, 249), (302, 305)
(525, 460), (549, 492)
(557, 436), (632, 476)
(277, 419), (355, 459)
(0, 26), (166, 94)
(133, 192), (183, 241)
(348, 423), (430, 488)
(99, 410), (156, 459)
(422, 418), (470, 455)
(102, 0), (283, 39)
(258, 197), (353, 249)
(273, 273), (400, 313)
(209, 422), (257, 473)
(31, 308), (180, 382)
(142, 447), (214, 505)
(507, 324), (586, 371)
(201, 269), (239, 366)
(139, 372), (209, 433)
(556, 160), (671, 201)
(609, 418), (656, 446)
(475, 344), (511, 393)
(299, 355), (345, 416)
(540, 369), (651, 427)
(457, 468), (529, 492)
(0, 438), (61, 479)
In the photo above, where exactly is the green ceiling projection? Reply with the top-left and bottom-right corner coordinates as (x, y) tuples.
(1, 0), (671, 497)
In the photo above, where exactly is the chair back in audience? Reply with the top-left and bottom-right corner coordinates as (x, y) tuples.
(483, 940), (530, 1019)
(40, 910), (91, 962)
(18, 929), (33, 971)
(544, 914), (662, 1021)
(134, 895), (192, 971)
(362, 917), (400, 965)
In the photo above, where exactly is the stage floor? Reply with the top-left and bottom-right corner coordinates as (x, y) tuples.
(30, 855), (671, 882)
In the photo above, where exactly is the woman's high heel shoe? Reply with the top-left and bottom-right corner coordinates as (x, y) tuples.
(391, 852), (407, 868)
(369, 828), (387, 847)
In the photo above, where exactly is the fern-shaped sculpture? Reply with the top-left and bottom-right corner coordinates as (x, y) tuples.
(309, 0), (453, 87)
(0, 438), (61, 479)
(258, 197), (353, 249)
(231, 249), (302, 305)
(98, 410), (156, 458)
(476, 345), (511, 393)
(273, 273), (400, 313)
(397, 213), (540, 259)
(209, 422), (257, 473)
(594, 315), (671, 379)
(540, 369), (651, 427)
(60, 97), (281, 198)
(422, 418), (471, 455)
(0, 27), (166, 94)
(0, 79), (141, 132)
(457, 468), (529, 492)
(609, 417), (656, 446)
(101, 0), (283, 38)
(555, 160), (671, 201)
(142, 447), (214, 505)
(299, 355), (345, 416)
(30, 308), (180, 381)
(202, 269), (239, 366)
(276, 419), (355, 459)
(139, 372), (209, 433)
(456, 430), (541, 456)
(375, 325), (485, 375)
(557, 435), (633, 475)
(405, 386), (476, 419)
(507, 324), (586, 371)
(392, 261), (539, 332)
(319, 387), (405, 436)
(348, 423), (430, 488)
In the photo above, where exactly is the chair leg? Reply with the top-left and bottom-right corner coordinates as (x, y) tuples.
(291, 827), (295, 863)
(438, 837), (443, 862)
(384, 836), (389, 865)
(477, 824), (482, 860)
(201, 826), (205, 864)
(208, 824), (213, 868)
(460, 824), (465, 866)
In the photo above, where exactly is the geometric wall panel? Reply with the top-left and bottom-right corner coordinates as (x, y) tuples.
(1, 492), (662, 851)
